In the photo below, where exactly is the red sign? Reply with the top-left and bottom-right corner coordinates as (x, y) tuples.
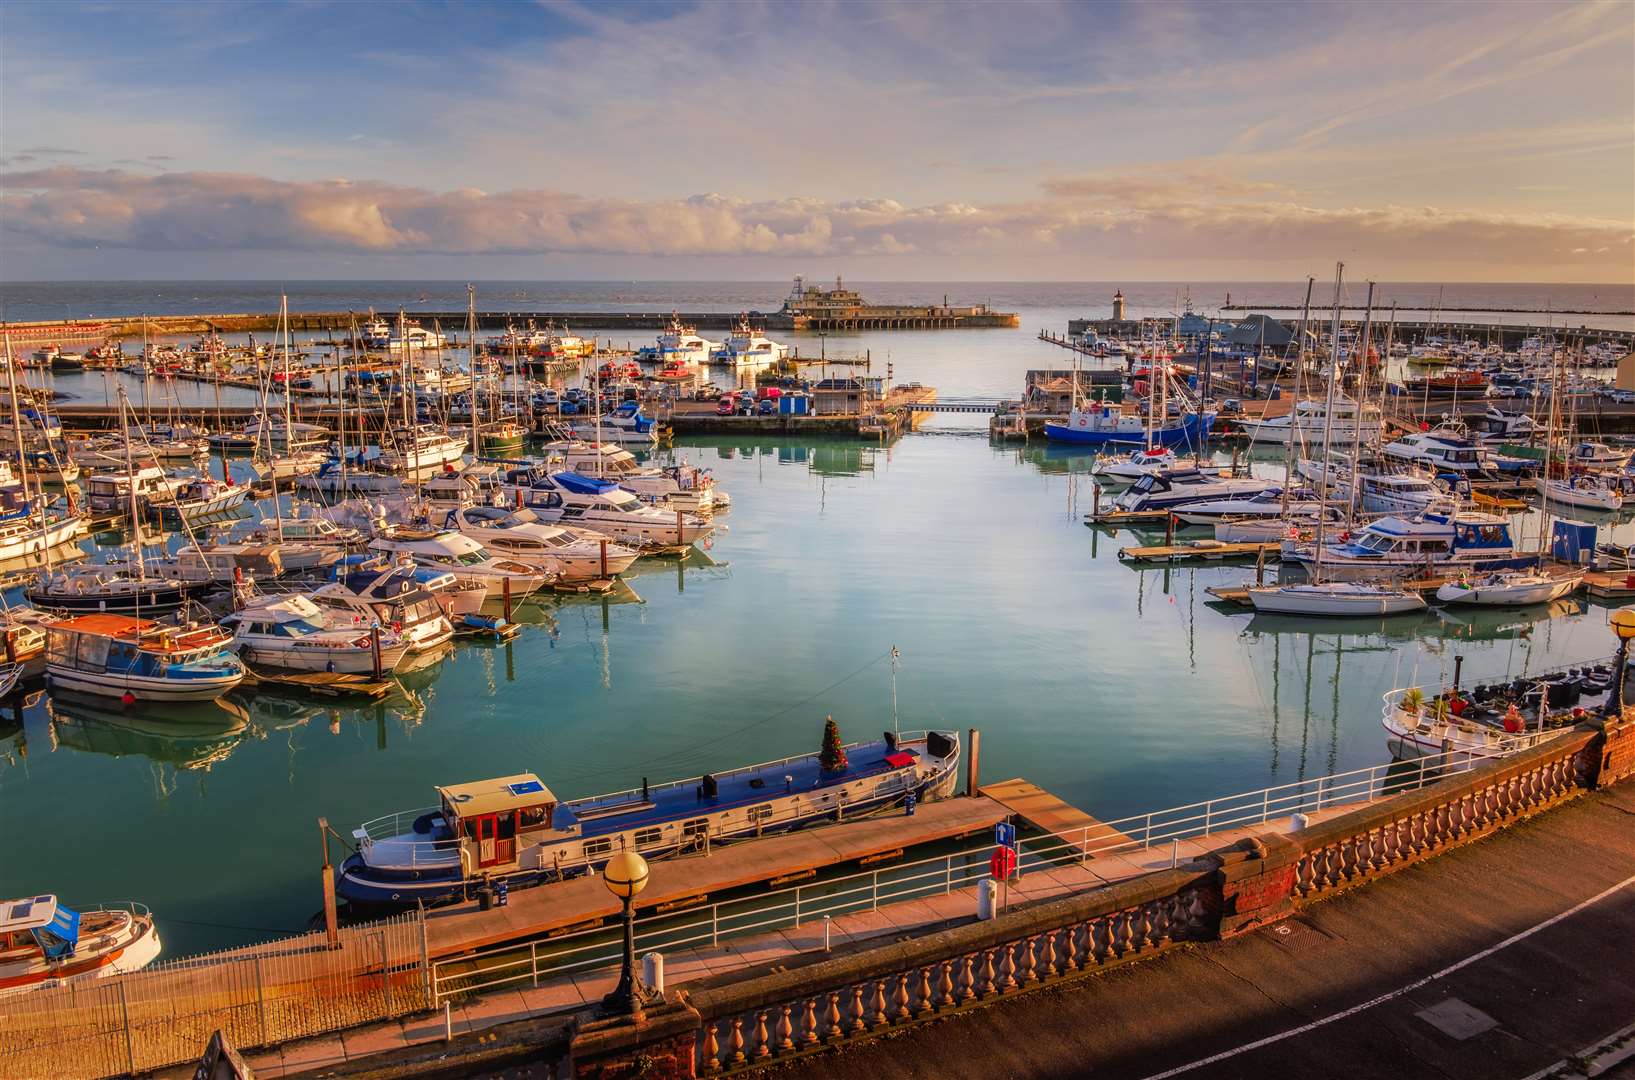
(989, 847), (1017, 880)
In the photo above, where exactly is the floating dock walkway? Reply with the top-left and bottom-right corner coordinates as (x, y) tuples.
(981, 778), (1136, 855)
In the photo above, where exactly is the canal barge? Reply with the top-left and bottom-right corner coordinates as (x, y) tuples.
(338, 729), (961, 906)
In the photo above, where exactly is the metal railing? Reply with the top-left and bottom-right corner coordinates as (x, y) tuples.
(429, 748), (1478, 1004)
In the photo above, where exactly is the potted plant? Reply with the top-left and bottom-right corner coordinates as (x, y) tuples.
(1398, 687), (1425, 726)
(819, 715), (848, 775)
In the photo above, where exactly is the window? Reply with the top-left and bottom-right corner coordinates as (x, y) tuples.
(583, 837), (613, 858)
(634, 827), (663, 847)
(682, 818), (709, 838)
(748, 805), (774, 823)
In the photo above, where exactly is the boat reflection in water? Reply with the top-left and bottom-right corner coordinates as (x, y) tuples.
(47, 692), (251, 773)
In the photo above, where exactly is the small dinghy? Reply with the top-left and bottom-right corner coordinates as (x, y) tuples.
(0, 894), (162, 996)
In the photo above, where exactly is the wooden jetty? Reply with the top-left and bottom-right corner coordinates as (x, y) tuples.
(1117, 539), (1279, 564)
(981, 778), (1136, 855)
(1585, 570), (1635, 600)
(423, 794), (1008, 959)
(237, 668), (398, 699)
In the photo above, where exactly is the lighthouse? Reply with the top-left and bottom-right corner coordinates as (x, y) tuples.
(1111, 290), (1126, 321)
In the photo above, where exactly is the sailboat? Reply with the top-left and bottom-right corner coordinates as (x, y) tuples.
(0, 335), (85, 562)
(466, 285), (527, 458)
(1247, 268), (1426, 617)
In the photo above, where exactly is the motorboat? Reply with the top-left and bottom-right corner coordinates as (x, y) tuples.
(1237, 397), (1383, 447)
(546, 441), (727, 513)
(1383, 431), (1498, 477)
(445, 505), (640, 581)
(146, 476), (250, 527)
(43, 613), (246, 702)
(1171, 489), (1328, 525)
(386, 324), (446, 352)
(1538, 474), (1623, 511)
(1434, 570), (1583, 606)
(1567, 441), (1632, 469)
(337, 727), (961, 906)
(1469, 408), (1539, 443)
(255, 448), (330, 481)
(1112, 469), (1278, 513)
(0, 474), (82, 562)
(1089, 447), (1179, 485)
(714, 315), (789, 370)
(423, 462), (508, 512)
(502, 469), (715, 547)
(1245, 582), (1428, 617)
(246, 513), (367, 552)
(1282, 510), (1530, 581)
(1357, 472), (1455, 515)
(223, 594), (411, 674)
(134, 544), (286, 587)
(562, 402), (660, 447)
(83, 464), (188, 515)
(1378, 665), (1604, 760)
(379, 425), (468, 475)
(307, 560), (457, 652)
(368, 527), (551, 599)
(652, 313), (721, 370)
(0, 895), (162, 996)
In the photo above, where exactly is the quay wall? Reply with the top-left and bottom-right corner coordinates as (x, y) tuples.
(1066, 316), (1635, 350)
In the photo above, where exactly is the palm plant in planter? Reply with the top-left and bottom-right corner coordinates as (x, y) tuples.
(1399, 687), (1426, 726)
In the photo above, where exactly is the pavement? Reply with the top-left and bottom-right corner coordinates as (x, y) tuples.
(754, 783), (1635, 1080)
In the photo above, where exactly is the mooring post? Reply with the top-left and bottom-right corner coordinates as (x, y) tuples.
(502, 575), (513, 622)
(1166, 513), (1176, 546)
(966, 727), (981, 798)
(599, 539), (609, 579)
(319, 817), (339, 949)
(675, 508), (685, 547)
(1256, 543), (1267, 586)
(370, 626), (382, 680)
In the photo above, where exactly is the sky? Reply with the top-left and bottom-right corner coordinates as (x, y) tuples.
(1, 0), (1631, 283)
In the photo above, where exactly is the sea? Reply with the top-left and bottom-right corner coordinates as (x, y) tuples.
(0, 279), (1632, 957)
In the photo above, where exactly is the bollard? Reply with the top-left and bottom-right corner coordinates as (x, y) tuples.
(502, 575), (513, 621)
(642, 952), (665, 995)
(823, 915), (832, 952)
(1290, 812), (1311, 832)
(976, 879), (997, 921)
(444, 1000), (452, 1042)
(599, 539), (609, 579)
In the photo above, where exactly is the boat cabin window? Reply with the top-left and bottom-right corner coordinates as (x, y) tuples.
(634, 827), (663, 846)
(747, 805), (774, 824)
(682, 818), (709, 838)
(583, 837), (613, 858)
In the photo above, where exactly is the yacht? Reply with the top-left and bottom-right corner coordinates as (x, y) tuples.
(1171, 489), (1327, 525)
(1470, 408), (1539, 444)
(246, 513), (368, 552)
(1283, 511), (1528, 580)
(367, 527), (552, 599)
(1245, 582), (1427, 617)
(561, 402), (660, 447)
(1237, 397), (1384, 447)
(652, 313), (721, 369)
(0, 895), (162, 996)
(147, 476), (250, 528)
(1358, 472), (1455, 515)
(380, 425), (468, 474)
(307, 561), (456, 653)
(501, 469), (716, 547)
(1089, 447), (1180, 485)
(1434, 570), (1582, 607)
(1112, 469), (1278, 513)
(337, 728), (961, 905)
(1539, 474), (1623, 511)
(547, 441), (727, 513)
(1382, 431), (1499, 477)
(0, 466), (83, 562)
(446, 505), (641, 581)
(43, 613), (246, 702)
(26, 564), (202, 615)
(386, 325), (446, 352)
(361, 316), (393, 349)
(223, 594), (412, 674)
(84, 464), (188, 515)
(1568, 441), (1632, 470)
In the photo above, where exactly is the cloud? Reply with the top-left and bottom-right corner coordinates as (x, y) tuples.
(17, 146), (83, 155)
(3, 166), (1630, 280)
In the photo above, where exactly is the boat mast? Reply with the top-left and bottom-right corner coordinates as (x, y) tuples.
(468, 284), (480, 456)
(117, 388), (145, 582)
(3, 332), (30, 516)
(1279, 277), (1315, 520)
(1345, 282), (1376, 522)
(1310, 262), (1346, 585)
(1538, 340), (1564, 554)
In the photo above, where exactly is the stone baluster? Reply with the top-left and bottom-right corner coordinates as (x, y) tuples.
(1020, 936), (1040, 983)
(1089, 916), (1111, 965)
(700, 1022), (721, 1073)
(825, 992), (843, 1041)
(1114, 909), (1134, 956)
(1041, 928), (1061, 977)
(728, 1018), (746, 1066)
(776, 1004), (794, 1053)
(1167, 894), (1190, 941)
(958, 954), (976, 1002)
(998, 942), (1018, 991)
(979, 949), (997, 997)
(937, 960), (955, 1009)
(753, 1012), (771, 1059)
(801, 998), (820, 1047)
(1137, 905), (1156, 950)
(849, 985), (867, 1033)
(870, 980), (889, 1028)
(916, 967), (935, 1015)
(892, 973), (912, 1022)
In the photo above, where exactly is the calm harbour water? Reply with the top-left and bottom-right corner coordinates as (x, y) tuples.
(1, 280), (1633, 957)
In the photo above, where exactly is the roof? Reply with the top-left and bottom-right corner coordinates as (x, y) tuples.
(439, 774), (556, 817)
(553, 472), (620, 496)
(1226, 314), (1294, 348)
(52, 613), (159, 638)
(0, 895), (58, 933)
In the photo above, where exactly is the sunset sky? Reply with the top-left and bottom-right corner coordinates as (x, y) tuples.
(2, 0), (1631, 282)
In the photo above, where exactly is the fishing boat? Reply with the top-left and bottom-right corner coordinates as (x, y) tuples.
(446, 505), (641, 580)
(502, 469), (716, 547)
(337, 727), (961, 906)
(547, 441), (728, 513)
(367, 527), (552, 599)
(223, 594), (411, 674)
(1045, 404), (1212, 448)
(1434, 569), (1583, 606)
(0, 895), (162, 996)
(43, 613), (246, 702)
(307, 560), (459, 651)
(1246, 581), (1427, 616)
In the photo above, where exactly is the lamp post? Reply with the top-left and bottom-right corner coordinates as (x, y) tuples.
(1608, 608), (1635, 717)
(601, 850), (651, 1018)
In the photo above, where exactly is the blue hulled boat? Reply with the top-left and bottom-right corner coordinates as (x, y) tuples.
(338, 729), (961, 906)
(1044, 405), (1213, 447)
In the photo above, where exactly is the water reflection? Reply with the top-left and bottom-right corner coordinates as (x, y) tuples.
(47, 692), (251, 773)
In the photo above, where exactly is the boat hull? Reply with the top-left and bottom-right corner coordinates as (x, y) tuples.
(45, 664), (245, 702)
(1247, 585), (1427, 616)
(1045, 412), (1212, 447)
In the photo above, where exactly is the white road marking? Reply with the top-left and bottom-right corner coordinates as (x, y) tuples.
(1137, 870), (1635, 1080)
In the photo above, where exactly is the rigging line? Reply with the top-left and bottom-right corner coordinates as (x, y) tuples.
(554, 650), (895, 784)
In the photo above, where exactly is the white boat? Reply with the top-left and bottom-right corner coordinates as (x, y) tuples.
(1383, 431), (1498, 477)
(653, 313), (721, 369)
(714, 315), (788, 370)
(1434, 570), (1583, 606)
(361, 317), (393, 348)
(1469, 408), (1539, 443)
(83, 464), (187, 515)
(1567, 441), (1631, 469)
(246, 513), (367, 551)
(1090, 447), (1179, 485)
(1539, 474), (1622, 511)
(562, 405), (660, 448)
(547, 441), (727, 513)
(368, 527), (552, 599)
(1238, 397), (1383, 447)
(1380, 687), (1576, 761)
(501, 468), (716, 547)
(379, 425), (468, 475)
(1112, 469), (1279, 513)
(1171, 490), (1328, 525)
(307, 561), (457, 652)
(0, 895), (162, 996)
(1245, 581), (1427, 616)
(1357, 472), (1455, 515)
(446, 505), (640, 581)
(223, 594), (411, 674)
(386, 325), (446, 352)
(1283, 510), (1528, 581)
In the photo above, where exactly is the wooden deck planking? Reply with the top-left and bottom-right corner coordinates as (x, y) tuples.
(981, 778), (1136, 855)
(423, 794), (1007, 959)
(1117, 541), (1279, 563)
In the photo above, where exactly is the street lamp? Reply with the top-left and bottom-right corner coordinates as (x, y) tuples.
(1608, 608), (1635, 716)
(600, 850), (651, 1017)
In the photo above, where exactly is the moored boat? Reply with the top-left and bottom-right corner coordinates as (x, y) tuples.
(223, 594), (412, 674)
(1434, 570), (1583, 606)
(43, 613), (246, 702)
(0, 895), (162, 996)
